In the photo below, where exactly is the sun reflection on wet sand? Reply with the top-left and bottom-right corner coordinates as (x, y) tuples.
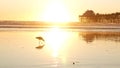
(44, 27), (70, 58)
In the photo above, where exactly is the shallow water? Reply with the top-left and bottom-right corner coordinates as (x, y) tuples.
(0, 28), (120, 68)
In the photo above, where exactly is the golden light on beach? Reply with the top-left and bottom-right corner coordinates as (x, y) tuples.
(40, 0), (71, 23)
(44, 27), (69, 58)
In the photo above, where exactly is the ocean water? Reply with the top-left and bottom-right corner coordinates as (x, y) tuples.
(0, 28), (120, 68)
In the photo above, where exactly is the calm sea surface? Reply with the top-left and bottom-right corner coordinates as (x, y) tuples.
(0, 28), (120, 68)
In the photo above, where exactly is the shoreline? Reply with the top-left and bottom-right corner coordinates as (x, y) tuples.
(0, 24), (120, 29)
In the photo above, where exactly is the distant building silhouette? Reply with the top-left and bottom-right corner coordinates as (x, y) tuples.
(79, 10), (120, 23)
(80, 10), (95, 23)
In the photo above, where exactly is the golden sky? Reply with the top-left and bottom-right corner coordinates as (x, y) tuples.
(0, 0), (120, 22)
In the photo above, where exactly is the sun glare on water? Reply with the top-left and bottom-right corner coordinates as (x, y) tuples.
(44, 27), (69, 58)
(40, 0), (71, 23)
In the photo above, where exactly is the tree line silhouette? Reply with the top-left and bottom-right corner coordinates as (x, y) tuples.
(79, 10), (120, 23)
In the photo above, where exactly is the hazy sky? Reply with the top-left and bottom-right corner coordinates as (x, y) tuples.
(0, 0), (120, 22)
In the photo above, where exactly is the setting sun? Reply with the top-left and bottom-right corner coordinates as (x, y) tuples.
(40, 0), (71, 23)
